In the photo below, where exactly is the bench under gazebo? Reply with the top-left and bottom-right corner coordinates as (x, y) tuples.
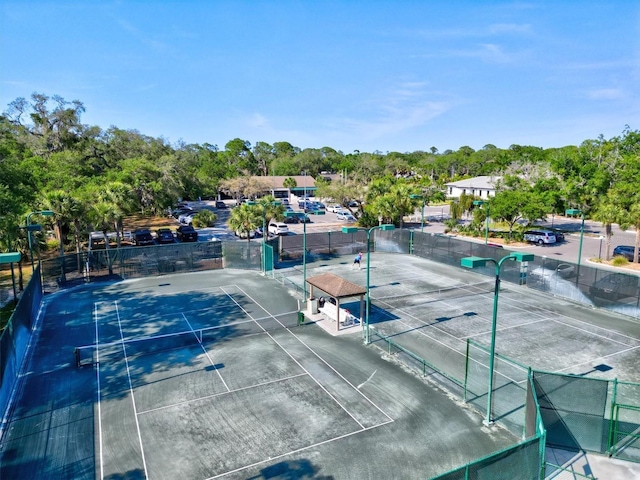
(305, 272), (366, 333)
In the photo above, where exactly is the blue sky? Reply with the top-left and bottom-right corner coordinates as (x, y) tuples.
(1, 1), (639, 154)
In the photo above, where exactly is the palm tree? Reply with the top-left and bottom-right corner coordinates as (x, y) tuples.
(88, 201), (119, 274)
(283, 177), (297, 190)
(256, 195), (285, 225)
(619, 199), (640, 263)
(227, 204), (261, 243)
(98, 182), (132, 248)
(591, 195), (622, 261)
(42, 190), (73, 282)
(389, 183), (415, 228)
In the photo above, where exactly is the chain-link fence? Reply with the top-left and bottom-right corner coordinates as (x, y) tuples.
(432, 369), (546, 480)
(387, 230), (640, 320)
(0, 264), (43, 422)
(37, 241), (259, 293)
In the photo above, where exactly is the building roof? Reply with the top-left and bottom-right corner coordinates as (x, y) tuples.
(445, 176), (501, 189)
(306, 273), (366, 298)
(251, 175), (316, 189)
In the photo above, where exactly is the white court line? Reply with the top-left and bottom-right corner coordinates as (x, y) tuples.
(114, 301), (149, 480)
(234, 285), (394, 423)
(221, 286), (367, 430)
(207, 419), (394, 479)
(462, 317), (550, 341)
(375, 281), (640, 383)
(181, 312), (230, 392)
(95, 303), (105, 480)
(371, 299), (523, 385)
(554, 345), (640, 375)
(548, 317), (639, 347)
(137, 373), (308, 415)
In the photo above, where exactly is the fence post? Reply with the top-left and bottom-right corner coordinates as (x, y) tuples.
(607, 378), (618, 456)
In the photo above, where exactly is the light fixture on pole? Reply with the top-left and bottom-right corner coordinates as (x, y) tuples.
(26, 210), (54, 272)
(473, 200), (490, 245)
(565, 208), (585, 280)
(0, 252), (22, 306)
(460, 251), (535, 425)
(342, 224), (395, 344)
(409, 194), (426, 233)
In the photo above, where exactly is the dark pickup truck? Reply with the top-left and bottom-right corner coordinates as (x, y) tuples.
(176, 225), (198, 242)
(134, 229), (154, 246)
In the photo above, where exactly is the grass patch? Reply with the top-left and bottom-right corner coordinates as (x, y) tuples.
(612, 256), (629, 267)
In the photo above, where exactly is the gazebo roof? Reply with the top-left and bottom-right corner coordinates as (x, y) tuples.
(306, 273), (366, 298)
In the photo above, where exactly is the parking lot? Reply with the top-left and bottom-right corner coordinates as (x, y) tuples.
(138, 199), (640, 280)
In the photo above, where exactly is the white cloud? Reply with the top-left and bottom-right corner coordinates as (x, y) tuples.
(246, 113), (269, 128)
(488, 23), (532, 35)
(586, 88), (626, 100)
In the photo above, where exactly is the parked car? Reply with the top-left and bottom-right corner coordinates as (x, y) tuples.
(523, 230), (556, 245)
(268, 222), (289, 236)
(326, 204), (342, 213)
(155, 228), (175, 244)
(176, 225), (198, 242)
(589, 273), (640, 300)
(283, 215), (299, 224)
(295, 212), (311, 223)
(555, 263), (574, 278)
(337, 212), (356, 222)
(133, 229), (154, 246)
(215, 201), (227, 209)
(235, 229), (256, 239)
(613, 245), (635, 261)
(171, 207), (192, 219)
(551, 231), (565, 242)
(180, 212), (198, 225)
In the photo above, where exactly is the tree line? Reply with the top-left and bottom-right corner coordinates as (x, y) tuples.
(1, 92), (640, 266)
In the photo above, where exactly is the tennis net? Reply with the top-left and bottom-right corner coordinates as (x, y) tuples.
(371, 280), (496, 308)
(74, 310), (299, 367)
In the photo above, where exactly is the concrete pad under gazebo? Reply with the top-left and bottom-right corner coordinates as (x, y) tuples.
(305, 272), (366, 333)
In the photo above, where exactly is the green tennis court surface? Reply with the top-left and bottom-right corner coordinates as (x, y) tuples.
(1, 268), (516, 479)
(4, 253), (640, 479)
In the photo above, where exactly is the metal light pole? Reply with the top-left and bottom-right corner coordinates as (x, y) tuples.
(342, 224), (395, 344)
(303, 219), (307, 299)
(598, 235), (604, 260)
(26, 210), (54, 272)
(566, 209), (585, 281)
(461, 251), (535, 425)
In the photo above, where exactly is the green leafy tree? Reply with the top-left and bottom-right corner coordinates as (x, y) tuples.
(88, 201), (118, 274)
(256, 195), (285, 225)
(227, 204), (261, 242)
(489, 190), (531, 239)
(591, 194), (622, 261)
(283, 177), (297, 190)
(193, 210), (217, 228)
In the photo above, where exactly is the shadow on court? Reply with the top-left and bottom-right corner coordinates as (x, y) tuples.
(1, 268), (520, 480)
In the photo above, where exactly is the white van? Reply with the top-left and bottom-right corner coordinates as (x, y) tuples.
(523, 230), (556, 245)
(268, 222), (289, 236)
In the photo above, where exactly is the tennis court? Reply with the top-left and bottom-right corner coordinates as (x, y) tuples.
(284, 253), (640, 385)
(1, 268), (518, 479)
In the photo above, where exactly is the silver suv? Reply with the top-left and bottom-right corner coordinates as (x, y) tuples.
(523, 230), (556, 245)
